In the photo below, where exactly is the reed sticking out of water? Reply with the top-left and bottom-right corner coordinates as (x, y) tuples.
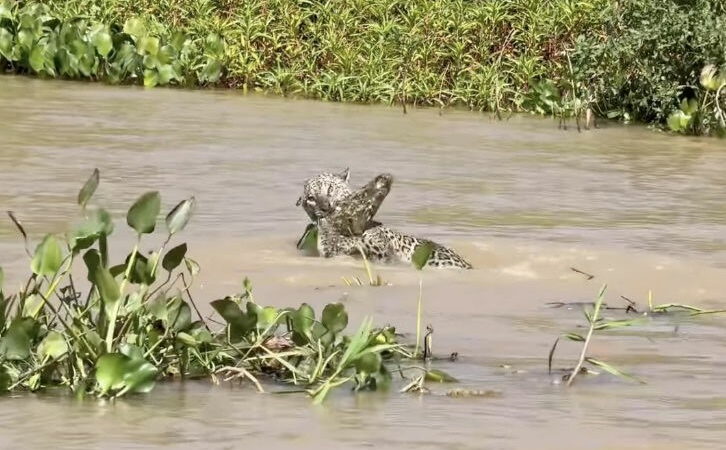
(549, 284), (645, 386)
(341, 244), (385, 287)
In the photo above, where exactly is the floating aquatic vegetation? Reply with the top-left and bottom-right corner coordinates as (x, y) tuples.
(0, 169), (421, 402)
(548, 285), (645, 386)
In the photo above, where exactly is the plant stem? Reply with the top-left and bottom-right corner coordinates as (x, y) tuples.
(105, 238), (139, 352)
(356, 244), (375, 285)
(566, 285), (606, 387)
(149, 234), (171, 279)
(414, 278), (423, 358)
(32, 254), (74, 319)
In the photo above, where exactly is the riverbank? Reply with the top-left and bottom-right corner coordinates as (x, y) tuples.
(1, 0), (724, 135)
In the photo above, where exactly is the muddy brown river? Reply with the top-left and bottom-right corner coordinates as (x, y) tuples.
(2, 75), (726, 449)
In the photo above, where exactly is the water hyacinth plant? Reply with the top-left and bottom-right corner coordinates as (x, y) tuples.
(0, 169), (413, 401)
(667, 64), (726, 137)
(0, 1), (224, 86)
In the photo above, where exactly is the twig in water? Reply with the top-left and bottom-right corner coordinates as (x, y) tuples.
(570, 267), (594, 280)
(216, 366), (265, 393)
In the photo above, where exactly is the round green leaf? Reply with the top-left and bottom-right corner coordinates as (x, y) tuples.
(0, 317), (39, 361)
(204, 33), (224, 57)
(292, 303), (315, 335)
(122, 357), (157, 393)
(138, 36), (159, 56)
(157, 64), (179, 85)
(0, 1), (13, 20)
(162, 243), (187, 272)
(71, 208), (114, 252)
(147, 294), (168, 322)
(143, 69), (158, 88)
(119, 343), (144, 360)
(211, 298), (255, 341)
(37, 330), (68, 359)
(169, 32), (187, 52)
(31, 234), (63, 277)
(158, 44), (176, 64)
(354, 352), (381, 374)
(29, 44), (44, 72)
(166, 197), (195, 235)
(168, 298), (192, 332)
(122, 18), (146, 41)
(0, 28), (13, 60)
(92, 30), (112, 57)
(322, 302), (348, 334)
(21, 294), (44, 317)
(127, 191), (160, 234)
(95, 353), (128, 393)
(95, 353), (158, 395)
(667, 111), (685, 132)
(200, 58), (222, 83)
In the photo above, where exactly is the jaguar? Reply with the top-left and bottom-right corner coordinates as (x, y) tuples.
(297, 169), (472, 269)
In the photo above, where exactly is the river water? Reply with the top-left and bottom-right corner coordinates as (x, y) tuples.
(2, 76), (726, 449)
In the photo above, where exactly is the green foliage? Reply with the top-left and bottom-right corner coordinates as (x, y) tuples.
(548, 285), (645, 385)
(411, 242), (434, 270)
(0, 169), (414, 400)
(165, 197), (195, 236)
(77, 168), (99, 209)
(5, 0), (725, 133)
(9, 0), (611, 112)
(573, 0), (726, 134)
(0, 1), (225, 87)
(95, 353), (157, 395)
(30, 234), (63, 277)
(127, 191), (161, 234)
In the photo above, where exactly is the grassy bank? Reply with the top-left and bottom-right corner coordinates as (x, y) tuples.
(1, 0), (725, 134)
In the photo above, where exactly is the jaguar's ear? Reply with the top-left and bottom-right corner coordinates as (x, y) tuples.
(336, 167), (350, 182)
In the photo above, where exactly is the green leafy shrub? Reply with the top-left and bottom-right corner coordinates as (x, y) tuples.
(572, 0), (726, 133)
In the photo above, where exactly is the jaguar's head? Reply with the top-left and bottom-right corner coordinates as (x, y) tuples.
(296, 168), (352, 221)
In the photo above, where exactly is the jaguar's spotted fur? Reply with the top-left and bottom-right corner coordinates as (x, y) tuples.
(298, 169), (472, 269)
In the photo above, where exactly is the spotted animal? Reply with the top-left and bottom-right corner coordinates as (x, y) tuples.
(296, 168), (354, 222)
(298, 170), (472, 269)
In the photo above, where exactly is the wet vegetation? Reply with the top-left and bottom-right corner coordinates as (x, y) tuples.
(549, 285), (645, 385)
(0, 170), (443, 402)
(1, 0), (724, 134)
(0, 1), (224, 87)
